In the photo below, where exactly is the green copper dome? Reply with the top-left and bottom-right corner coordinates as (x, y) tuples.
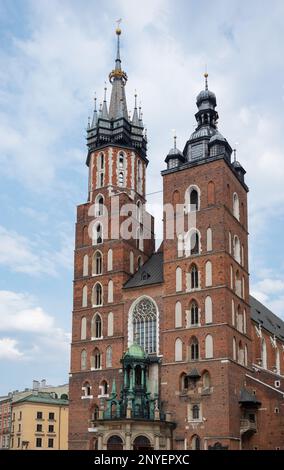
(125, 342), (146, 359)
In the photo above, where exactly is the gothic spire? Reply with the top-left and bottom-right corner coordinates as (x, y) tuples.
(132, 91), (140, 126)
(91, 94), (98, 128)
(101, 82), (109, 119)
(109, 24), (128, 120)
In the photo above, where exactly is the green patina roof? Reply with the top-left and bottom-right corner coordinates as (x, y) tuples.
(124, 342), (146, 359)
(14, 392), (68, 406)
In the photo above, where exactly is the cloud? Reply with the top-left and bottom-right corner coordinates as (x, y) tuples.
(0, 338), (23, 360)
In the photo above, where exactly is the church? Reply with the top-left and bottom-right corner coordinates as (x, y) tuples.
(68, 27), (284, 451)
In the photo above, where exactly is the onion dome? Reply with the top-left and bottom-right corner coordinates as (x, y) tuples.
(165, 135), (186, 168)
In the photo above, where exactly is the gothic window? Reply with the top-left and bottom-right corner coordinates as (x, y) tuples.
(230, 265), (234, 289)
(192, 404), (200, 420)
(82, 285), (88, 308)
(232, 299), (235, 326)
(261, 338), (267, 369)
(92, 283), (103, 307)
(132, 297), (157, 354)
(107, 249), (113, 271)
(237, 306), (244, 333)
(83, 254), (89, 276)
(176, 267), (182, 292)
(205, 296), (212, 324)
(91, 313), (102, 338)
(206, 227), (212, 251)
(107, 312), (114, 336)
(82, 381), (91, 396)
(205, 260), (212, 287)
(81, 317), (87, 340)
(175, 301), (182, 328)
(93, 223), (103, 245)
(81, 350), (87, 370)
(233, 235), (241, 263)
(118, 153), (125, 187)
(191, 435), (201, 450)
(108, 280), (113, 303)
(92, 251), (102, 275)
(235, 270), (242, 297)
(233, 192), (240, 220)
(137, 200), (142, 224)
(244, 345), (248, 366)
(185, 185), (200, 212)
(95, 194), (104, 217)
(98, 153), (105, 188)
(190, 264), (199, 289)
(175, 338), (183, 362)
(185, 230), (200, 256)
(205, 335), (213, 358)
(190, 301), (199, 326)
(106, 346), (112, 368)
(202, 371), (211, 389)
(190, 336), (199, 360)
(91, 348), (101, 370)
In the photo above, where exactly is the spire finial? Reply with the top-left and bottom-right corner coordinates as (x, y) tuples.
(134, 89), (137, 109)
(233, 148), (237, 162)
(172, 128), (177, 149)
(104, 81), (107, 102)
(204, 70), (209, 91)
(115, 19), (122, 63)
(116, 18), (122, 35)
(94, 92), (97, 111)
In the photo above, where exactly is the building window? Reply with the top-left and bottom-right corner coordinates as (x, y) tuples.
(190, 301), (199, 326)
(97, 153), (105, 188)
(205, 334), (213, 359)
(100, 380), (108, 396)
(81, 317), (87, 340)
(206, 227), (212, 251)
(107, 312), (114, 336)
(48, 438), (54, 448)
(92, 283), (103, 306)
(17, 438), (20, 448)
(83, 254), (89, 277)
(202, 371), (211, 390)
(233, 337), (237, 360)
(192, 404), (200, 421)
(36, 424), (42, 432)
(118, 152), (125, 187)
(93, 223), (103, 245)
(91, 348), (101, 370)
(95, 194), (104, 217)
(92, 313), (102, 338)
(189, 264), (199, 289)
(83, 382), (91, 397)
(190, 337), (199, 360)
(48, 425), (54, 433)
(108, 280), (114, 303)
(82, 285), (88, 308)
(49, 412), (55, 420)
(176, 267), (182, 292)
(175, 301), (182, 328)
(205, 296), (212, 324)
(175, 338), (183, 362)
(36, 412), (43, 420)
(36, 438), (42, 448)
(190, 189), (198, 211)
(132, 297), (157, 354)
(107, 249), (113, 271)
(106, 346), (112, 368)
(93, 251), (102, 275)
(185, 230), (200, 256)
(233, 192), (240, 220)
(191, 435), (201, 450)
(233, 235), (241, 263)
(238, 341), (245, 365)
(81, 349), (87, 370)
(205, 260), (212, 287)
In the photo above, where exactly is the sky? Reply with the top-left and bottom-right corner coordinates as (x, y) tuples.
(0, 0), (284, 395)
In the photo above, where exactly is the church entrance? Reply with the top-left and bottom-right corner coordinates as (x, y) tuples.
(133, 435), (153, 450)
(107, 435), (123, 450)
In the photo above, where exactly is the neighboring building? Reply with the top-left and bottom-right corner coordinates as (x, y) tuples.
(10, 392), (68, 450)
(0, 380), (68, 449)
(68, 27), (284, 450)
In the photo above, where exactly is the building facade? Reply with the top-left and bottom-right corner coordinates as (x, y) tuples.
(10, 392), (68, 450)
(0, 396), (11, 449)
(68, 28), (284, 450)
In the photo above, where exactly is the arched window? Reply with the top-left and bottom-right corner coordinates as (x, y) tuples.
(99, 380), (108, 396)
(91, 348), (101, 370)
(190, 264), (199, 289)
(202, 371), (211, 389)
(205, 296), (212, 324)
(233, 192), (240, 220)
(108, 280), (113, 303)
(83, 254), (89, 277)
(238, 341), (244, 365)
(261, 338), (267, 369)
(190, 301), (199, 326)
(233, 337), (237, 360)
(130, 251), (134, 274)
(91, 313), (102, 339)
(205, 335), (213, 359)
(190, 337), (199, 360)
(81, 317), (87, 340)
(207, 181), (215, 205)
(235, 270), (242, 297)
(93, 223), (103, 245)
(137, 201), (142, 224)
(176, 267), (182, 292)
(230, 265), (234, 289)
(175, 338), (183, 362)
(107, 312), (114, 336)
(95, 194), (104, 217)
(92, 251), (102, 275)
(107, 249), (113, 271)
(190, 189), (199, 211)
(185, 230), (200, 256)
(233, 235), (241, 263)
(118, 153), (125, 187)
(185, 185), (200, 212)
(237, 306), (243, 333)
(81, 349), (87, 370)
(98, 153), (105, 188)
(191, 435), (201, 450)
(132, 297), (158, 354)
(207, 228), (212, 251)
(205, 261), (212, 287)
(106, 346), (112, 368)
(107, 435), (123, 451)
(175, 302), (182, 328)
(82, 381), (91, 396)
(82, 285), (88, 307)
(133, 435), (152, 451)
(192, 404), (200, 420)
(92, 283), (103, 306)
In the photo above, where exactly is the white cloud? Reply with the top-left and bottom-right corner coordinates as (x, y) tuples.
(0, 338), (23, 360)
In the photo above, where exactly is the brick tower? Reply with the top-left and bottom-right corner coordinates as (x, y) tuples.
(161, 73), (251, 450)
(68, 26), (155, 450)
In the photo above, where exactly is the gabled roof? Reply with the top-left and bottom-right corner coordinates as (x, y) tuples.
(250, 295), (284, 342)
(124, 252), (164, 289)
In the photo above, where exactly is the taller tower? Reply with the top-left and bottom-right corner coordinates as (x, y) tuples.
(161, 74), (251, 450)
(68, 27), (155, 450)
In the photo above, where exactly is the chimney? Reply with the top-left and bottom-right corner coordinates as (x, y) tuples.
(33, 380), (40, 391)
(41, 379), (46, 389)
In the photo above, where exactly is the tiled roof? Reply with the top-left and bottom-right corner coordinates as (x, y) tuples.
(250, 295), (284, 342)
(14, 392), (68, 406)
(124, 252), (164, 288)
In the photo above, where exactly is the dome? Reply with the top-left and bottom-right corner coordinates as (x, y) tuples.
(209, 131), (226, 144)
(124, 342), (146, 359)
(196, 89), (216, 107)
(189, 127), (216, 141)
(168, 147), (183, 157)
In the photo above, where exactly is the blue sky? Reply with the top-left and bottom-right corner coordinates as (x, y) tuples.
(0, 0), (284, 395)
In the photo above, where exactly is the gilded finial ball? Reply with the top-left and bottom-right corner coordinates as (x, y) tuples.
(204, 72), (208, 78)
(116, 27), (121, 35)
